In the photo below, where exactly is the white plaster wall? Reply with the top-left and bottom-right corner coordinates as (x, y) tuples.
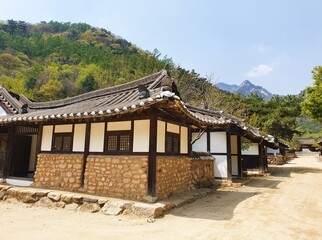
(180, 126), (188, 154)
(232, 156), (239, 176)
(41, 125), (53, 151)
(28, 135), (37, 171)
(73, 124), (86, 152)
(192, 132), (207, 152)
(210, 132), (227, 153)
(213, 155), (228, 179)
(54, 124), (72, 133)
(157, 120), (165, 153)
(107, 121), (131, 131)
(89, 123), (105, 152)
(231, 135), (238, 154)
(167, 123), (180, 134)
(242, 144), (259, 155)
(267, 147), (280, 154)
(133, 120), (150, 152)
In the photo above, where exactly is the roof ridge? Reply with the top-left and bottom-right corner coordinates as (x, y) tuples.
(28, 70), (167, 110)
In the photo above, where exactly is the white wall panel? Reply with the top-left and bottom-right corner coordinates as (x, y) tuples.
(213, 155), (228, 179)
(41, 125), (53, 151)
(28, 135), (37, 171)
(73, 124), (86, 152)
(231, 135), (238, 154)
(107, 121), (131, 131)
(180, 126), (188, 154)
(157, 120), (166, 153)
(192, 132), (207, 152)
(133, 120), (150, 152)
(267, 147), (279, 154)
(232, 156), (239, 176)
(54, 124), (72, 133)
(210, 132), (227, 153)
(89, 123), (105, 152)
(242, 144), (259, 155)
(167, 123), (180, 134)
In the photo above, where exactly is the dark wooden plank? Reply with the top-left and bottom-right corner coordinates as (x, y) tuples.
(207, 130), (210, 152)
(148, 111), (157, 197)
(237, 135), (242, 177)
(81, 121), (91, 186)
(226, 131), (232, 180)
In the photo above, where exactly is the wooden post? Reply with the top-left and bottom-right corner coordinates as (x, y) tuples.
(237, 135), (242, 178)
(207, 130), (210, 152)
(148, 112), (157, 198)
(226, 131), (232, 181)
(81, 121), (91, 186)
(188, 125), (192, 156)
(258, 142), (265, 172)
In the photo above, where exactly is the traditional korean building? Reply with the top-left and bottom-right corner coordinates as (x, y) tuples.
(0, 69), (279, 201)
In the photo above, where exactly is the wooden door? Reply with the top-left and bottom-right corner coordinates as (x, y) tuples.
(10, 136), (32, 177)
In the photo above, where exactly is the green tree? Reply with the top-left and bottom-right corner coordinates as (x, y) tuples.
(80, 73), (97, 93)
(302, 66), (322, 122)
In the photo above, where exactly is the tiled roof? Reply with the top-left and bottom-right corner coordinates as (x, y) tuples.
(298, 138), (315, 145)
(0, 69), (279, 148)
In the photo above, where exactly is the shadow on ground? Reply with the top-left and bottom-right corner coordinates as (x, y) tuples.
(170, 190), (260, 221)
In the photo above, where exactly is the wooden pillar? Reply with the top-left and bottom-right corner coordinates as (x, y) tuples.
(258, 142), (265, 172)
(81, 121), (91, 186)
(188, 125), (192, 156)
(237, 135), (242, 178)
(3, 126), (15, 179)
(226, 131), (232, 180)
(207, 130), (210, 152)
(148, 112), (157, 198)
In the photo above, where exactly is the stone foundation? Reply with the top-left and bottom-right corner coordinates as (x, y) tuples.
(267, 155), (286, 165)
(191, 159), (214, 187)
(285, 152), (296, 159)
(84, 155), (148, 201)
(34, 154), (84, 191)
(156, 156), (214, 200)
(156, 156), (192, 199)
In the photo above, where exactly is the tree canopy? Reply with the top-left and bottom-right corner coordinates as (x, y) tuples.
(302, 66), (322, 122)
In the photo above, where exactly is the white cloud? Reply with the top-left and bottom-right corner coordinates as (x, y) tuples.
(245, 64), (273, 78)
(256, 44), (267, 54)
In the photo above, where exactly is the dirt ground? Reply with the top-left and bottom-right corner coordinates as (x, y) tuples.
(1, 153), (322, 240)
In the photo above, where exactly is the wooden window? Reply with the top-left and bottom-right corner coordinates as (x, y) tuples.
(165, 132), (180, 155)
(52, 133), (72, 152)
(106, 131), (131, 153)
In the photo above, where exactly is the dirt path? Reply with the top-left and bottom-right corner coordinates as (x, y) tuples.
(1, 154), (322, 240)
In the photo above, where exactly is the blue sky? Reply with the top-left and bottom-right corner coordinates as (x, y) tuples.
(1, 0), (322, 95)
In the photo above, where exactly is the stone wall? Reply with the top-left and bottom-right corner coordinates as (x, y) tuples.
(267, 155), (286, 165)
(156, 156), (192, 199)
(191, 159), (214, 188)
(84, 155), (148, 201)
(34, 154), (84, 191)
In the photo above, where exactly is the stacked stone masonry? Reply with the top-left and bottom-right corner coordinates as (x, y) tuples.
(156, 156), (214, 200)
(84, 155), (148, 201)
(191, 159), (214, 187)
(34, 154), (84, 191)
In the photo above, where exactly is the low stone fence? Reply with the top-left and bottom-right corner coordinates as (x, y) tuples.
(84, 155), (148, 201)
(34, 154), (84, 191)
(0, 185), (171, 218)
(285, 152), (296, 159)
(267, 155), (286, 165)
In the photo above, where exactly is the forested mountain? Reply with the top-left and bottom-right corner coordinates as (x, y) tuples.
(0, 20), (318, 143)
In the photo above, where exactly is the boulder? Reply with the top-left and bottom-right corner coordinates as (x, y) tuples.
(72, 195), (83, 204)
(37, 197), (54, 208)
(0, 191), (5, 200)
(35, 190), (50, 197)
(83, 197), (98, 203)
(78, 202), (101, 213)
(65, 203), (80, 211)
(48, 192), (62, 201)
(101, 201), (132, 216)
(17, 189), (39, 203)
(131, 203), (165, 218)
(61, 194), (74, 203)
